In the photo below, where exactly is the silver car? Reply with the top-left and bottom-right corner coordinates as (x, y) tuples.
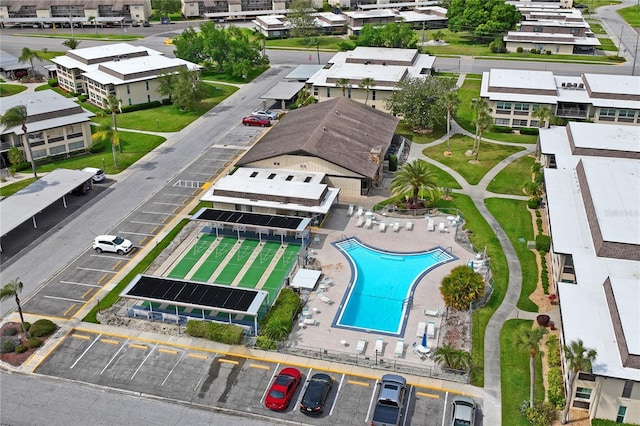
(451, 396), (476, 426)
(251, 109), (278, 120)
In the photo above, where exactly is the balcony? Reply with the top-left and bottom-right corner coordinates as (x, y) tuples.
(556, 107), (587, 118)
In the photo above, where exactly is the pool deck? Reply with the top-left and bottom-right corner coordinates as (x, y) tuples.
(291, 207), (469, 363)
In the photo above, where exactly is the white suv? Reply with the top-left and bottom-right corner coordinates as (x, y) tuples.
(82, 167), (105, 182)
(93, 235), (133, 255)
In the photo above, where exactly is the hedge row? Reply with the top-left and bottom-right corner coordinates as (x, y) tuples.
(256, 288), (301, 350)
(185, 320), (243, 345)
(519, 127), (539, 136)
(547, 367), (566, 409)
(121, 100), (162, 113)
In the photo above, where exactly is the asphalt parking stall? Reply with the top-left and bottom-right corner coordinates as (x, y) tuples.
(35, 330), (470, 425)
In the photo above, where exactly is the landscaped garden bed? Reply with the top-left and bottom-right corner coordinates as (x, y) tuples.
(0, 319), (58, 367)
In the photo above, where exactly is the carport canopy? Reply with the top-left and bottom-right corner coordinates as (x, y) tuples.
(259, 82), (306, 109)
(0, 169), (95, 245)
(120, 274), (269, 335)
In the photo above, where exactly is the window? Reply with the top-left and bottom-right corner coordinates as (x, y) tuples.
(347, 87), (351, 98)
(616, 406), (627, 423)
(128, 98), (132, 106)
(250, 172), (258, 178)
(514, 103), (530, 112)
(575, 387), (592, 400)
(600, 108), (616, 117)
(147, 95), (151, 103)
(304, 176), (312, 183)
(495, 118), (510, 125)
(530, 120), (539, 127)
(618, 109), (636, 118)
(372, 90), (376, 101)
(622, 381), (633, 398)
(68, 141), (85, 151)
(47, 136), (64, 143)
(532, 104), (541, 111)
(497, 102), (511, 111)
(267, 173), (276, 180)
(126, 84), (130, 94)
(533, 26), (542, 32)
(145, 81), (150, 90)
(513, 119), (528, 127)
(49, 145), (66, 155)
(326, 87), (331, 98)
(285, 175), (293, 181)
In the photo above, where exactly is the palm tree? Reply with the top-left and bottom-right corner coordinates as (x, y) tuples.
(359, 77), (375, 105)
(440, 265), (485, 310)
(441, 90), (460, 153)
(19, 47), (42, 78)
(532, 105), (552, 129)
(561, 340), (597, 424)
(390, 159), (440, 208)
(62, 37), (81, 49)
(0, 279), (29, 338)
(104, 95), (123, 153)
(472, 98), (493, 162)
(433, 344), (472, 370)
(0, 105), (38, 179)
(92, 124), (120, 167)
(517, 326), (548, 408)
(336, 78), (351, 97)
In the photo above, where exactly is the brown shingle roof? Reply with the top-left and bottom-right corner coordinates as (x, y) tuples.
(238, 97), (399, 179)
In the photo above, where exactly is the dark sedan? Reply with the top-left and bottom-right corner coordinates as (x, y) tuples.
(242, 116), (271, 127)
(300, 373), (333, 415)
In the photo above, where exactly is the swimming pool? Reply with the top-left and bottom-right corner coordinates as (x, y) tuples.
(332, 238), (456, 335)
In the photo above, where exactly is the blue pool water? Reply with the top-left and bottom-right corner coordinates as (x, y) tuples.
(333, 238), (455, 335)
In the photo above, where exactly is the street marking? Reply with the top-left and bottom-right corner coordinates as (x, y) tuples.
(82, 288), (93, 299)
(129, 344), (148, 350)
(141, 211), (177, 216)
(218, 358), (238, 365)
(119, 231), (154, 237)
(70, 334), (102, 369)
(172, 206), (181, 214)
(441, 392), (449, 426)
(151, 225), (159, 234)
(101, 338), (129, 375)
(188, 353), (208, 360)
(162, 216), (171, 223)
(72, 333), (90, 340)
(45, 295), (85, 303)
(329, 374), (345, 416)
(113, 260), (122, 270)
(59, 281), (100, 288)
(98, 273), (109, 284)
(153, 201), (184, 206)
(366, 380), (380, 424)
(183, 197), (191, 204)
(63, 304), (77, 316)
(261, 363), (280, 404)
(159, 348), (178, 355)
(139, 236), (150, 245)
(347, 380), (370, 387)
(77, 267), (115, 273)
(417, 392), (439, 399)
(162, 351), (187, 386)
(249, 363), (270, 370)
(100, 339), (120, 345)
(131, 345), (156, 380)
(131, 221), (165, 226)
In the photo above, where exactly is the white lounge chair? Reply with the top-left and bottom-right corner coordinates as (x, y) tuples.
(364, 216), (373, 229)
(375, 337), (384, 354)
(356, 338), (367, 354)
(438, 221), (445, 233)
(319, 282), (329, 291)
(356, 216), (365, 227)
(302, 307), (312, 318)
(427, 218), (435, 232)
(347, 204), (354, 216)
(423, 309), (440, 317)
(322, 278), (334, 287)
(427, 321), (436, 338)
(303, 318), (317, 325)
(379, 221), (386, 232)
(356, 206), (364, 217)
(449, 215), (460, 226)
(416, 321), (426, 338)
(405, 221), (413, 231)
(394, 339), (404, 357)
(392, 220), (401, 232)
(320, 294), (334, 305)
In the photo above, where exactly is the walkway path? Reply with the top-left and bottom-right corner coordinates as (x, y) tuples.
(407, 119), (537, 425)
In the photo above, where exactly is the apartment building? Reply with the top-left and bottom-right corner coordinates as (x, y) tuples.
(480, 69), (640, 128)
(50, 43), (201, 109)
(539, 122), (639, 423)
(308, 47), (435, 113)
(0, 0), (151, 23)
(0, 91), (94, 164)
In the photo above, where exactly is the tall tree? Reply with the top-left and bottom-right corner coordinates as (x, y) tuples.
(357, 22), (417, 48)
(440, 90), (460, 153)
(0, 105), (38, 179)
(517, 326), (548, 408)
(62, 37), (81, 49)
(19, 47), (42, 78)
(447, 0), (520, 38)
(92, 124), (120, 166)
(172, 67), (207, 111)
(440, 265), (485, 310)
(288, 0), (318, 39)
(561, 340), (597, 424)
(151, 0), (181, 16)
(390, 159), (440, 207)
(472, 98), (492, 161)
(359, 77), (374, 105)
(532, 105), (552, 129)
(0, 279), (29, 338)
(104, 95), (123, 153)
(172, 26), (206, 64)
(336, 78), (350, 97)
(386, 77), (456, 131)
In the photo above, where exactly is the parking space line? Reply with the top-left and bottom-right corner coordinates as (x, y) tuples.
(77, 267), (115, 273)
(402, 386), (415, 426)
(139, 236), (150, 245)
(98, 273), (109, 284)
(72, 333), (91, 340)
(366, 379), (380, 423)
(188, 353), (208, 360)
(100, 338), (129, 375)
(70, 333), (102, 369)
(260, 362), (280, 404)
(329, 374), (345, 416)
(190, 189), (200, 196)
(59, 281), (101, 288)
(129, 344), (148, 350)
(416, 391), (440, 399)
(151, 225), (159, 234)
(44, 295), (85, 303)
(161, 350), (187, 386)
(295, 368), (313, 409)
(112, 260), (123, 270)
(141, 211), (176, 216)
(82, 288), (93, 299)
(131, 344), (156, 380)
(130, 221), (165, 226)
(172, 206), (181, 214)
(100, 339), (120, 345)
(181, 197), (190, 204)
(161, 216), (171, 224)
(119, 231), (154, 237)
(218, 358), (238, 365)
(153, 201), (184, 206)
(347, 380), (370, 387)
(249, 363), (270, 370)
(159, 348), (178, 355)
(441, 392), (449, 426)
(63, 304), (77, 316)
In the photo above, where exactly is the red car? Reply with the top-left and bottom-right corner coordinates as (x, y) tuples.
(265, 367), (301, 411)
(242, 115), (271, 127)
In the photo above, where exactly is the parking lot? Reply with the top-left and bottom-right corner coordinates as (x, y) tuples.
(35, 330), (478, 425)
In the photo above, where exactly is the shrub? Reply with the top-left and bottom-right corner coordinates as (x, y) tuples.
(1, 336), (19, 353)
(547, 367), (566, 408)
(517, 47), (524, 53)
(546, 334), (561, 366)
(28, 319), (58, 337)
(489, 39), (507, 53)
(257, 288), (301, 346)
(592, 419), (640, 426)
(25, 337), (43, 349)
(48, 78), (58, 87)
(519, 127), (539, 136)
(77, 94), (88, 102)
(520, 401), (557, 426)
(161, 98), (173, 105)
(546, 50), (551, 55)
(120, 100), (162, 113)
(1, 327), (18, 337)
(536, 235), (551, 252)
(528, 197), (540, 209)
(535, 210), (541, 218)
(536, 217), (543, 228)
(256, 335), (276, 350)
(185, 320), (244, 344)
(23, 322), (31, 331)
(15, 345), (28, 354)
(388, 154), (398, 171)
(491, 125), (513, 133)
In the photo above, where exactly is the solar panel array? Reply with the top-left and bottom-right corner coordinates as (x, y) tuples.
(196, 209), (304, 230)
(127, 275), (259, 312)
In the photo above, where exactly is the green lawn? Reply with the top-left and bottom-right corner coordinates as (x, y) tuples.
(24, 33), (139, 41)
(597, 38), (618, 52)
(618, 5), (640, 27)
(486, 155), (535, 196)
(395, 121), (447, 145)
(429, 164), (463, 190)
(0, 84), (28, 96)
(265, 36), (347, 51)
(89, 83), (238, 132)
(422, 134), (524, 185)
(34, 50), (65, 61)
(486, 198), (538, 312)
(433, 194), (509, 387)
(501, 320), (545, 426)
(0, 178), (36, 198)
(585, 21), (608, 35)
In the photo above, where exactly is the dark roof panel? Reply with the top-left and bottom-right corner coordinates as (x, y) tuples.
(194, 208), (305, 230)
